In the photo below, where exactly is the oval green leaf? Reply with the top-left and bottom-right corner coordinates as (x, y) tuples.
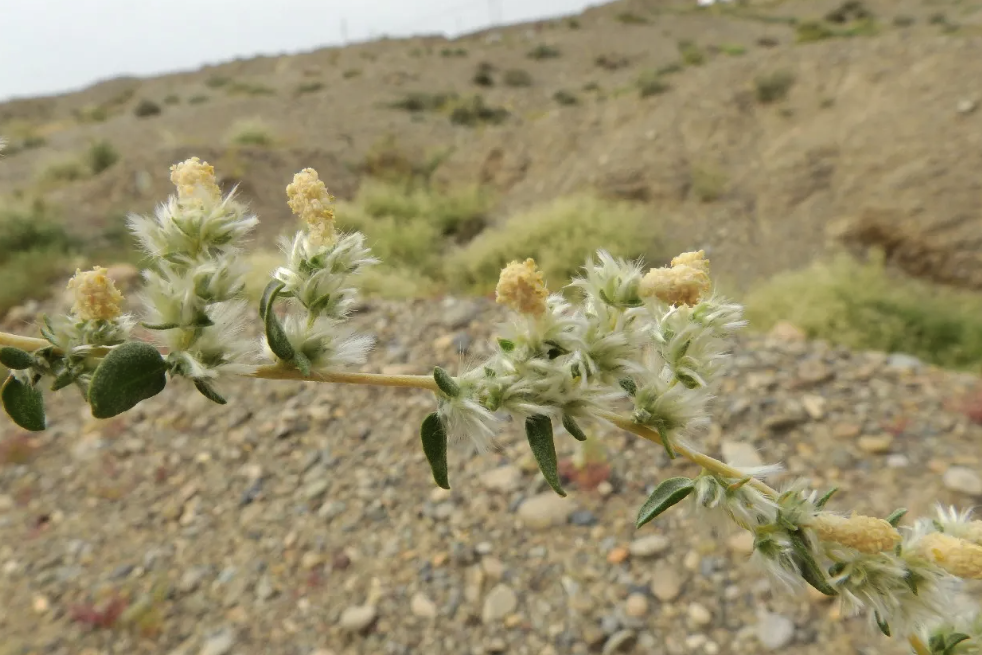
(636, 477), (694, 528)
(259, 280), (284, 320)
(420, 412), (450, 489)
(193, 378), (228, 405)
(561, 414), (588, 442)
(433, 367), (460, 398)
(0, 347), (35, 371)
(2, 375), (46, 431)
(525, 414), (566, 497)
(88, 342), (168, 419)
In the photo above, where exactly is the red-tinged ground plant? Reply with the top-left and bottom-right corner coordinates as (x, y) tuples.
(0, 153), (980, 655)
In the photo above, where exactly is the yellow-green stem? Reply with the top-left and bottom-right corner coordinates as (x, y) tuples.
(596, 410), (778, 496)
(908, 635), (931, 655)
(250, 365), (439, 391)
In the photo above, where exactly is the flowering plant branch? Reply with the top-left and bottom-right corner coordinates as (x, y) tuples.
(1, 157), (981, 654)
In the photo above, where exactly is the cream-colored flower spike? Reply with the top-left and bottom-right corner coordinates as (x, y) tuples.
(917, 533), (982, 579)
(67, 266), (125, 321)
(809, 513), (901, 554)
(639, 250), (712, 306)
(286, 168), (337, 247)
(496, 258), (548, 316)
(169, 157), (221, 203)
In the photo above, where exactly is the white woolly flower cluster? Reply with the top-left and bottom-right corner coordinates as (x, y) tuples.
(259, 169), (376, 373)
(433, 250), (741, 456)
(127, 157), (259, 383)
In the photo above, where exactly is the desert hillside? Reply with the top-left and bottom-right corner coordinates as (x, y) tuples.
(2, 0), (982, 295)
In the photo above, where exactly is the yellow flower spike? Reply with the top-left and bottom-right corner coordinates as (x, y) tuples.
(810, 513), (901, 554)
(67, 266), (125, 321)
(496, 258), (549, 317)
(638, 250), (712, 307)
(918, 532), (982, 580)
(169, 157), (221, 203)
(286, 168), (337, 247)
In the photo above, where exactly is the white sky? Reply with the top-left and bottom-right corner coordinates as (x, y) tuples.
(0, 0), (604, 101)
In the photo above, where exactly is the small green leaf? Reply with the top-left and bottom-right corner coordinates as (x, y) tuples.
(903, 569), (919, 596)
(636, 477), (695, 528)
(885, 507), (907, 527)
(0, 347), (35, 370)
(945, 633), (971, 653)
(189, 312), (215, 328)
(88, 342), (168, 419)
(874, 612), (890, 637)
(39, 315), (57, 344)
(815, 487), (838, 509)
(193, 378), (228, 405)
(50, 367), (79, 392)
(618, 377), (637, 396)
(497, 338), (515, 352)
(433, 367), (460, 397)
(259, 280), (284, 320)
(788, 530), (838, 596)
(930, 634), (947, 654)
(420, 412), (449, 489)
(263, 306), (295, 362)
(140, 322), (180, 331)
(562, 414), (588, 442)
(1, 375), (46, 431)
(293, 351), (312, 377)
(525, 414), (565, 497)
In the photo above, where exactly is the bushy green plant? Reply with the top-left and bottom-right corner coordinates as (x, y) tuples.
(133, 99), (161, 118)
(86, 140), (120, 174)
(527, 44), (561, 60)
(445, 194), (663, 292)
(744, 252), (982, 371)
(755, 70), (796, 103)
(225, 119), (275, 147)
(0, 205), (75, 314)
(502, 69), (533, 87)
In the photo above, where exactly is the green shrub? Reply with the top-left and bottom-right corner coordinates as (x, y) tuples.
(678, 40), (706, 66)
(657, 62), (684, 76)
(0, 206), (75, 315)
(205, 75), (231, 88)
(448, 96), (508, 127)
(743, 253), (982, 371)
(440, 47), (468, 58)
(188, 95), (209, 104)
(226, 119), (275, 147)
(527, 44), (561, 60)
(445, 194), (662, 293)
(390, 92), (454, 113)
(755, 70), (796, 103)
(719, 43), (747, 56)
(163, 94), (180, 105)
(503, 69), (533, 87)
(553, 90), (579, 106)
(133, 99), (161, 118)
(38, 158), (87, 185)
(595, 54), (631, 71)
(473, 62), (495, 87)
(334, 181), (492, 285)
(295, 81), (325, 95)
(892, 15), (914, 27)
(637, 71), (670, 98)
(690, 166), (727, 202)
(616, 12), (648, 24)
(342, 69), (362, 79)
(226, 81), (275, 96)
(86, 140), (120, 174)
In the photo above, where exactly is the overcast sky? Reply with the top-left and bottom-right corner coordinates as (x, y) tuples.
(0, 0), (604, 101)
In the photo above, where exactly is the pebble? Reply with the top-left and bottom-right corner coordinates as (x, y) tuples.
(199, 629), (235, 655)
(628, 535), (670, 558)
(482, 584), (518, 623)
(651, 563), (683, 601)
(607, 547), (629, 564)
(480, 465), (523, 492)
(569, 509), (598, 526)
(517, 493), (573, 529)
(624, 593), (649, 618)
(687, 603), (713, 627)
(944, 467), (982, 495)
(727, 531), (755, 556)
(410, 592), (438, 619)
(757, 612), (796, 650)
(858, 434), (893, 454)
(339, 604), (378, 633)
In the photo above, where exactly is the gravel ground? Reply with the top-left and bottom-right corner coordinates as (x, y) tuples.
(1, 296), (982, 655)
